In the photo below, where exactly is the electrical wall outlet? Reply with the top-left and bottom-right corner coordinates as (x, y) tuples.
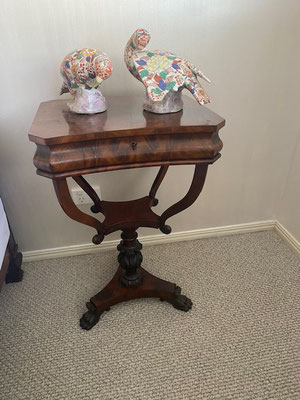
(71, 185), (101, 205)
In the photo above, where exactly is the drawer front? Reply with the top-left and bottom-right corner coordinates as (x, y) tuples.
(34, 132), (223, 174)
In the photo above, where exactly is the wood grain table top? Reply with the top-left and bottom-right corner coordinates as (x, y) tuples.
(28, 95), (225, 146)
(29, 95), (225, 178)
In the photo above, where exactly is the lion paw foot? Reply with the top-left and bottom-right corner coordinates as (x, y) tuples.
(171, 286), (193, 312)
(80, 302), (101, 330)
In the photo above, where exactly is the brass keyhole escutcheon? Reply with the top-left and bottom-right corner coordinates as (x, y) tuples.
(131, 141), (137, 150)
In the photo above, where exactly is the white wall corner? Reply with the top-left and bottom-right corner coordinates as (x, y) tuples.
(275, 221), (300, 256)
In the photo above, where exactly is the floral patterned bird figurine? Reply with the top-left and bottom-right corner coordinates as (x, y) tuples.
(60, 48), (112, 114)
(124, 28), (211, 114)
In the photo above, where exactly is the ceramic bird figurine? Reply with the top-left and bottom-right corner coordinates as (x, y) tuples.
(60, 48), (112, 114)
(124, 28), (211, 114)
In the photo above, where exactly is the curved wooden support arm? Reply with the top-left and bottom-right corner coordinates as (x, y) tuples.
(53, 178), (104, 244)
(149, 166), (169, 206)
(73, 175), (103, 214)
(159, 164), (208, 234)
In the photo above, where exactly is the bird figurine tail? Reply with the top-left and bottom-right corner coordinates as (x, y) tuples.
(188, 62), (211, 83)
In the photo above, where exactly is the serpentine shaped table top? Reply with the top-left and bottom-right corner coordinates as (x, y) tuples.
(28, 95), (225, 145)
(28, 95), (225, 179)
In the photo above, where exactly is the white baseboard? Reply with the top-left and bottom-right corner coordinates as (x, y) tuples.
(23, 220), (276, 262)
(275, 221), (300, 255)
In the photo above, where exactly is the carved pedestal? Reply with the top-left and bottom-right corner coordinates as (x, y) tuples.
(80, 231), (192, 330)
(117, 230), (143, 288)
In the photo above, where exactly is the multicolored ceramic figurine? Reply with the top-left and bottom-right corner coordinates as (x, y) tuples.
(124, 28), (211, 114)
(60, 49), (112, 114)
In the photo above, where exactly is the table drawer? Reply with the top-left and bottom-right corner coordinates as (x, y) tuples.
(33, 131), (222, 176)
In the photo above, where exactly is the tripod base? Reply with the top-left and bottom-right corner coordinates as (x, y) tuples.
(80, 266), (192, 330)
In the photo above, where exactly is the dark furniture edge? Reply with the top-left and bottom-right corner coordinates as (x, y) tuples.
(36, 154), (222, 179)
(28, 120), (226, 146)
(0, 246), (10, 292)
(0, 232), (24, 292)
(5, 232), (24, 284)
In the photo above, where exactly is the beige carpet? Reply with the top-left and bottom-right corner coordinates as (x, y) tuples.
(0, 230), (299, 400)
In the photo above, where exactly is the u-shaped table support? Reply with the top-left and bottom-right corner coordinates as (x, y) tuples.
(159, 164), (208, 233)
(72, 175), (103, 214)
(53, 178), (105, 244)
(52, 163), (210, 330)
(53, 164), (208, 242)
(149, 166), (169, 206)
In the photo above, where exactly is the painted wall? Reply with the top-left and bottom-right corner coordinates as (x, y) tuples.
(277, 135), (300, 241)
(0, 0), (299, 251)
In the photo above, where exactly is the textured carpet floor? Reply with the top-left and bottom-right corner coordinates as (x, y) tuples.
(0, 230), (299, 400)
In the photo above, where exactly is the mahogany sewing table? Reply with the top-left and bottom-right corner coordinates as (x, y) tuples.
(29, 95), (225, 330)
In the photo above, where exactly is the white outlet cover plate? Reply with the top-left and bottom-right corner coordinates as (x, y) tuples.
(71, 185), (101, 205)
